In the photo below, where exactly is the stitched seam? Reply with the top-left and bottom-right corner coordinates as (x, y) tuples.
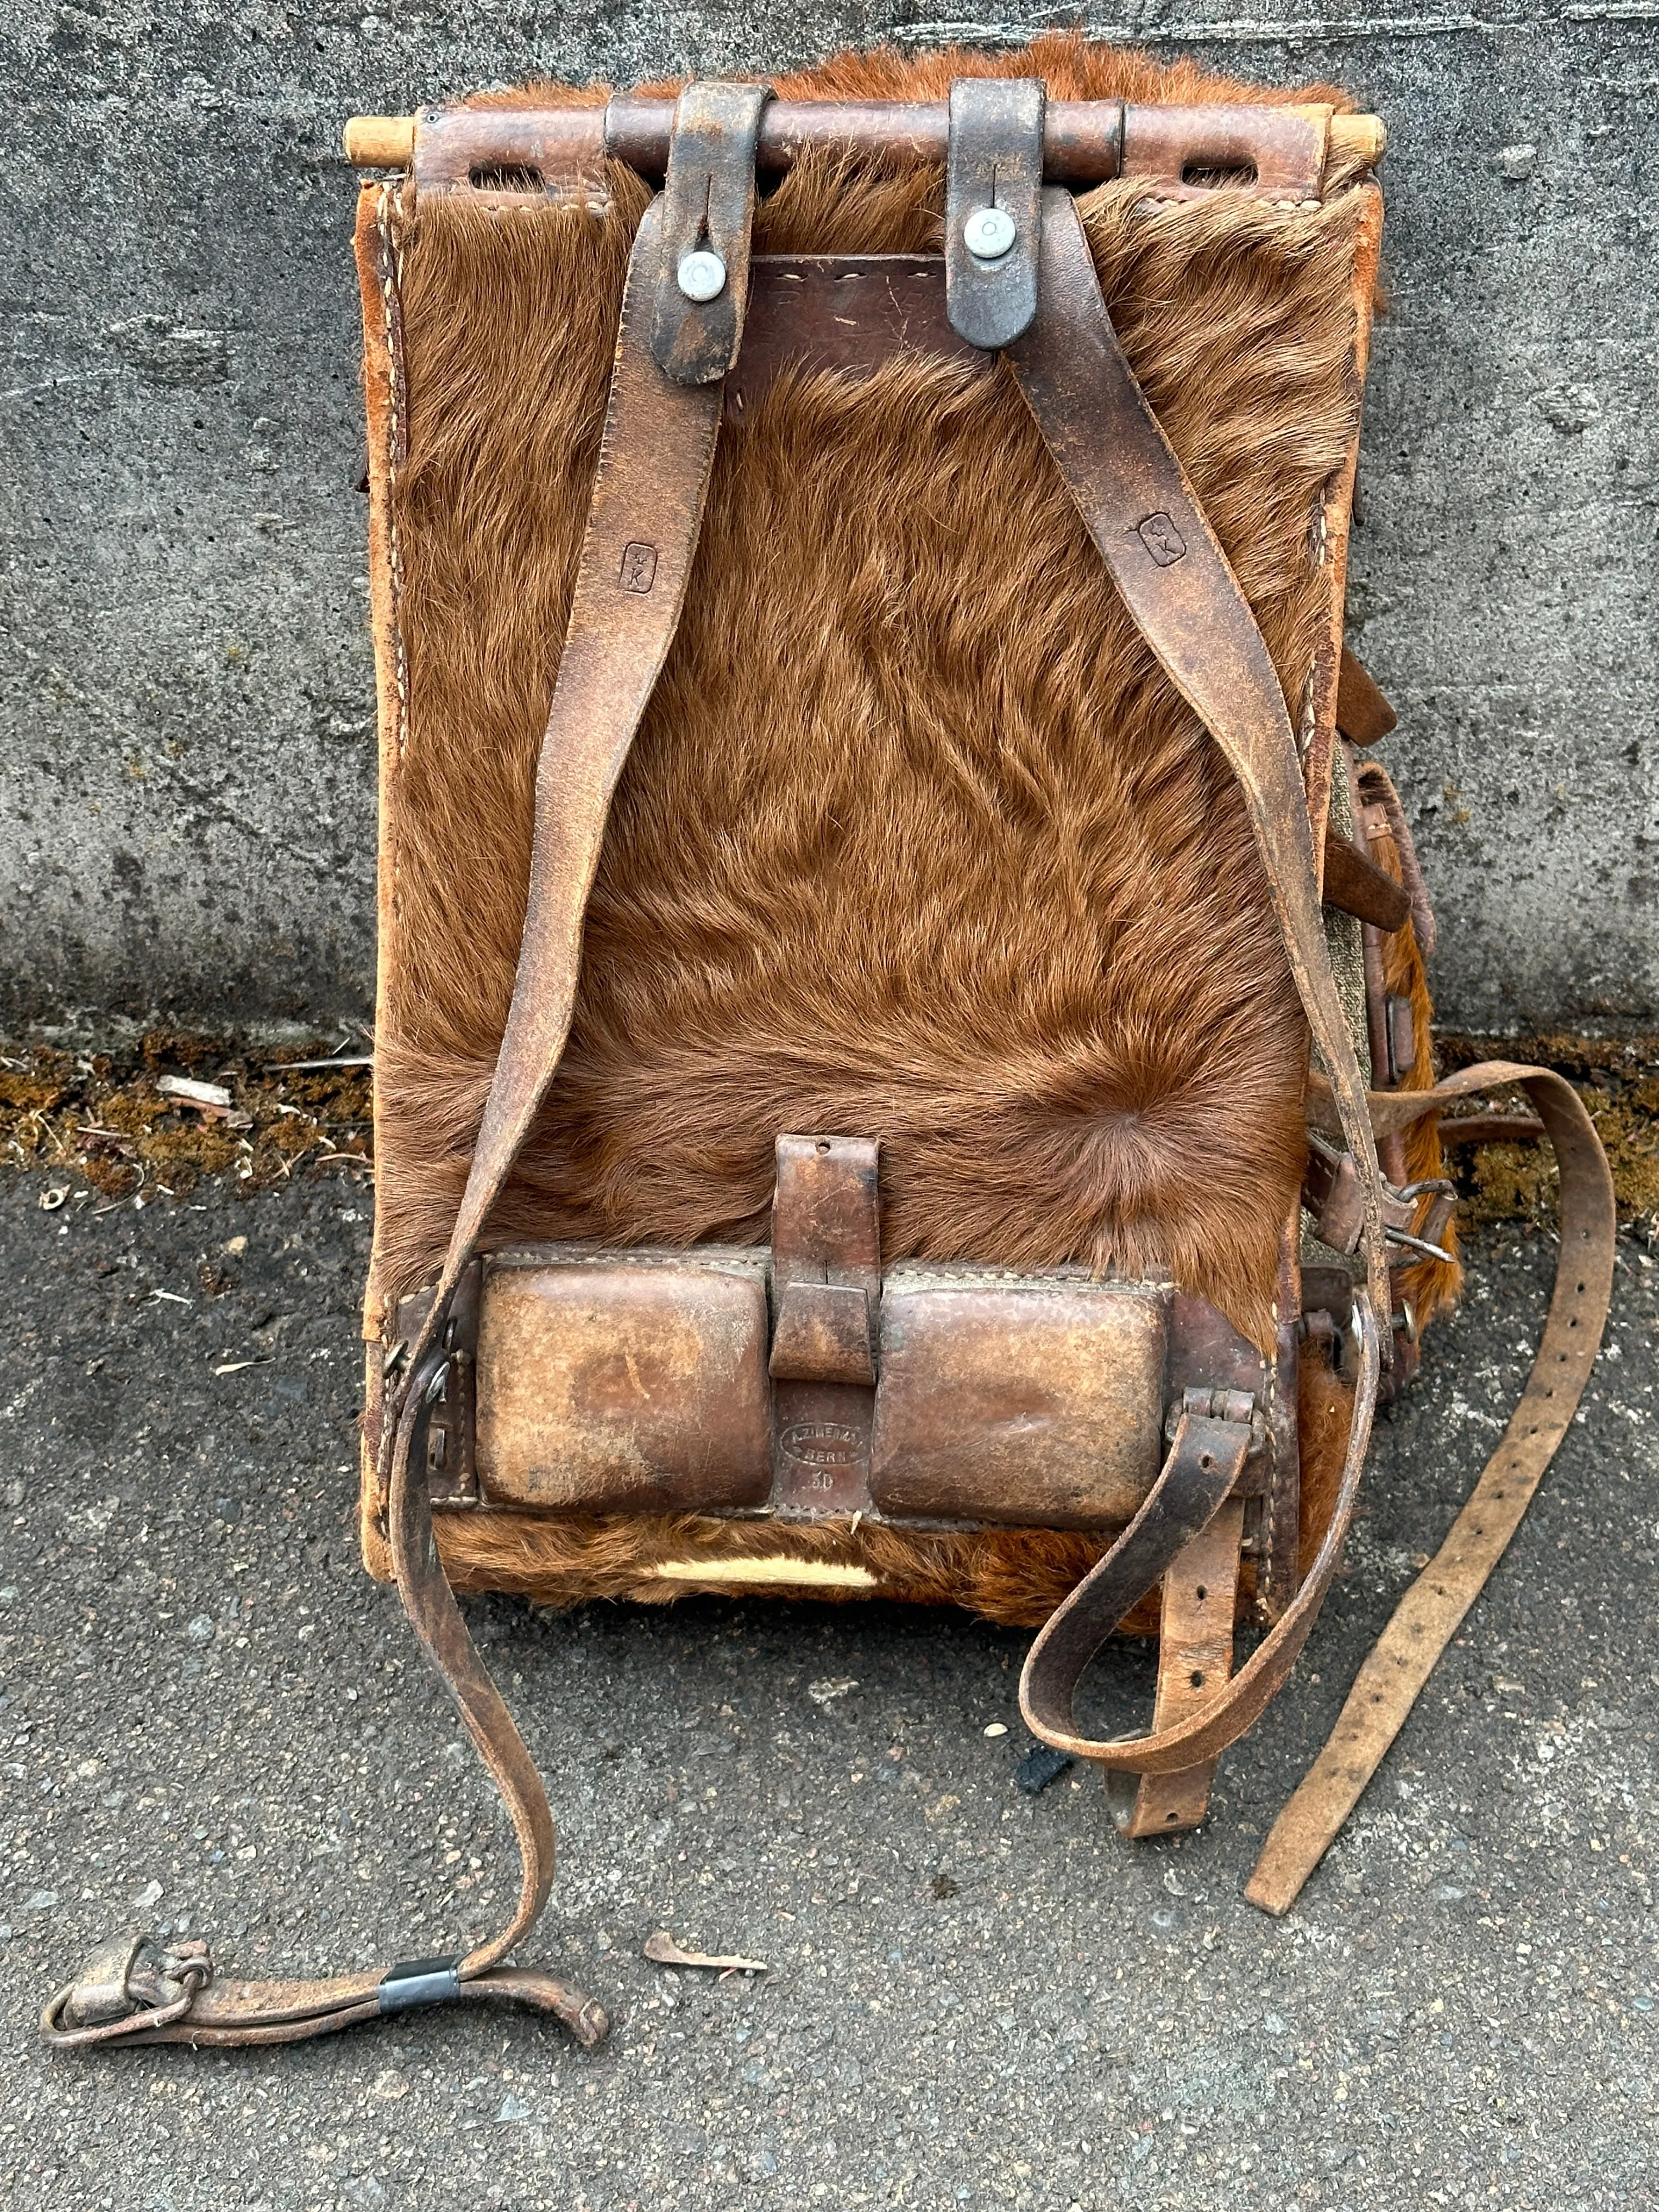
(371, 183), (409, 1492)
(1132, 194), (1320, 211)
(378, 183), (410, 764)
(1296, 661), (1318, 761)
(1260, 1296), (1279, 1618)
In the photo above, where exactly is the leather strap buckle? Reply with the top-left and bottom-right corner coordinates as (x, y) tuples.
(945, 77), (1045, 349)
(42, 1930), (212, 2049)
(1304, 1132), (1457, 1265)
(650, 81), (773, 385)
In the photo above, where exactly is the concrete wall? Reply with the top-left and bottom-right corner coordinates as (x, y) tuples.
(3, 2), (1654, 1032)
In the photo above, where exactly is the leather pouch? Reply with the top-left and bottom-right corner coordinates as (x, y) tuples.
(405, 1247), (1275, 1532)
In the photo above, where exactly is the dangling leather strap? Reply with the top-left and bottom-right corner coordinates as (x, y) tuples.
(45, 86), (770, 2055)
(1007, 188), (1392, 1345)
(1021, 1060), (1611, 1858)
(1246, 1061), (1615, 1912)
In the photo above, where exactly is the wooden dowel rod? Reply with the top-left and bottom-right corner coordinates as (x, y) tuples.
(345, 115), (415, 167)
(343, 104), (1384, 178)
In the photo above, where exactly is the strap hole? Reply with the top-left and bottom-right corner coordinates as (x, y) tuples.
(1194, 1584), (1209, 1602)
(469, 163), (546, 193)
(1182, 157), (1260, 188)
(1189, 1669), (1206, 1690)
(1164, 1810), (1179, 1823)
(1199, 1453), (1215, 1471)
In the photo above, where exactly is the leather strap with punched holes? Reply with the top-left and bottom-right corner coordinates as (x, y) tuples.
(45, 94), (767, 2051)
(1246, 1061), (1615, 1914)
(1007, 189), (1392, 1345)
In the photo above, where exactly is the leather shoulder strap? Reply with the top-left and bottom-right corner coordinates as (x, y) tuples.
(1020, 1296), (1381, 1771)
(43, 156), (744, 2056)
(1245, 1062), (1615, 1912)
(1007, 189), (1392, 1342)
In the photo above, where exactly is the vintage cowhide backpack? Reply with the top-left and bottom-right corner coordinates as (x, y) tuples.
(47, 37), (1613, 2053)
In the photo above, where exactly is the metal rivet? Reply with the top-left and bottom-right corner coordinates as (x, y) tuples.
(676, 247), (727, 303)
(963, 205), (1016, 263)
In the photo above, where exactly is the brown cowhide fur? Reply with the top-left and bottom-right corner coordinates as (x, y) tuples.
(355, 37), (1395, 1618)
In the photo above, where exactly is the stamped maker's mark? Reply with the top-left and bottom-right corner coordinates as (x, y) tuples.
(779, 1420), (864, 1475)
(619, 540), (658, 594)
(1136, 512), (1188, 567)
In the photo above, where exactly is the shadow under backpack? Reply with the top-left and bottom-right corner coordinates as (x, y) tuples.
(46, 38), (1613, 2052)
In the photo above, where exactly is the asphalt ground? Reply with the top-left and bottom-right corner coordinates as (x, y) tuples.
(1, 1168), (1654, 2210)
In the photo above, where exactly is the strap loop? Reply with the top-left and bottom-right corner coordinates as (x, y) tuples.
(650, 81), (772, 384)
(1022, 1300), (1382, 1773)
(945, 77), (1045, 348)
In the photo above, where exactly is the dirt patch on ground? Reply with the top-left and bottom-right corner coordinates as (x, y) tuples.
(1436, 1029), (1659, 1231)
(3, 1026), (1654, 1237)
(0, 1029), (373, 1204)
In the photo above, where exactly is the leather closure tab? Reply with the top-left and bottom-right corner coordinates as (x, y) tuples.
(770, 1279), (877, 1386)
(1321, 821), (1412, 933)
(1336, 645), (1398, 746)
(945, 78), (1045, 350)
(769, 1135), (880, 1512)
(769, 1135), (881, 1384)
(424, 1256), (481, 1505)
(650, 81), (773, 386)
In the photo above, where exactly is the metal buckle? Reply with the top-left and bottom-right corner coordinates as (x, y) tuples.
(41, 1929), (212, 2049)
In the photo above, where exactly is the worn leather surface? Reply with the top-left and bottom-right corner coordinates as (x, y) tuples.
(414, 92), (1345, 201)
(1335, 644), (1397, 746)
(1020, 1300), (1380, 1773)
(1322, 820), (1412, 933)
(408, 195), (727, 1372)
(1107, 1495), (1247, 1836)
(475, 1252), (774, 1512)
(1120, 99), (1328, 201)
(460, 1243), (1257, 1536)
(769, 1135), (883, 1514)
(944, 77), (1045, 348)
(1246, 1060), (1616, 1914)
(724, 255), (986, 420)
(870, 1272), (1170, 1529)
(649, 82), (772, 385)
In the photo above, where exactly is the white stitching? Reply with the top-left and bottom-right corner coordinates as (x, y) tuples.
(377, 183), (410, 764)
(1260, 1295), (1279, 1615)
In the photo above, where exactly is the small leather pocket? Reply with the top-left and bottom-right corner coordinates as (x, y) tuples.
(474, 1249), (772, 1514)
(870, 1268), (1170, 1529)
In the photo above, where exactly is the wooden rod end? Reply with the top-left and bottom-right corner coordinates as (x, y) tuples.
(1330, 114), (1386, 169)
(345, 115), (415, 168)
